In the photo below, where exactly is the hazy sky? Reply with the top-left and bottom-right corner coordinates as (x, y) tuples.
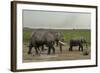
(23, 10), (91, 29)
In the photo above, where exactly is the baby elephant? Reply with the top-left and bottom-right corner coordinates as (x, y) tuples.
(69, 38), (87, 51)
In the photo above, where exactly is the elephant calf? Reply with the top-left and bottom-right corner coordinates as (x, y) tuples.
(69, 38), (87, 51)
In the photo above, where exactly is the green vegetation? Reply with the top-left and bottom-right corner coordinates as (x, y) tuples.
(23, 28), (33, 43)
(23, 28), (91, 43)
(62, 29), (90, 43)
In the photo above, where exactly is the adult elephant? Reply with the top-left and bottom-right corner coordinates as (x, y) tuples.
(28, 30), (56, 55)
(28, 30), (46, 55)
(28, 30), (65, 55)
(69, 38), (87, 51)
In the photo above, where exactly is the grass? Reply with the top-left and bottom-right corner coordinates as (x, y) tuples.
(23, 28), (91, 44)
(62, 29), (91, 43)
(23, 28), (33, 43)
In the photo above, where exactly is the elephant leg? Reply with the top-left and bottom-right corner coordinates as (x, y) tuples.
(37, 47), (41, 55)
(47, 47), (51, 55)
(79, 45), (83, 51)
(56, 40), (59, 47)
(80, 45), (83, 51)
(28, 46), (33, 54)
(52, 46), (55, 54)
(41, 45), (44, 51)
(60, 44), (62, 53)
(69, 46), (73, 51)
(35, 47), (39, 55)
(79, 46), (81, 51)
(28, 41), (33, 54)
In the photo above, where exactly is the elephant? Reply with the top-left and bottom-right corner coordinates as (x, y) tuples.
(28, 31), (46, 55)
(28, 30), (55, 55)
(28, 30), (65, 55)
(51, 31), (64, 53)
(69, 38), (87, 51)
(54, 32), (64, 46)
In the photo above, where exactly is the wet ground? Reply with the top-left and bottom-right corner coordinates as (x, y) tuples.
(23, 43), (91, 63)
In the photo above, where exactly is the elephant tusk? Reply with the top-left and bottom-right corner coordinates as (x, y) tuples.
(59, 41), (65, 45)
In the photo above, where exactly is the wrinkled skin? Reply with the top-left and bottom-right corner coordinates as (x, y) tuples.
(28, 30), (64, 55)
(69, 38), (87, 51)
(28, 31), (56, 55)
(28, 31), (45, 55)
(52, 32), (64, 53)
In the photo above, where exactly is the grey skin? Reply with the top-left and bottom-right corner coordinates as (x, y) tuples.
(28, 30), (64, 55)
(45, 31), (64, 53)
(28, 31), (56, 55)
(69, 38), (87, 51)
(52, 32), (64, 53)
(55, 32), (64, 46)
(28, 31), (46, 55)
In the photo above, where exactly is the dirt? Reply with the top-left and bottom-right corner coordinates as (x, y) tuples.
(23, 43), (91, 63)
